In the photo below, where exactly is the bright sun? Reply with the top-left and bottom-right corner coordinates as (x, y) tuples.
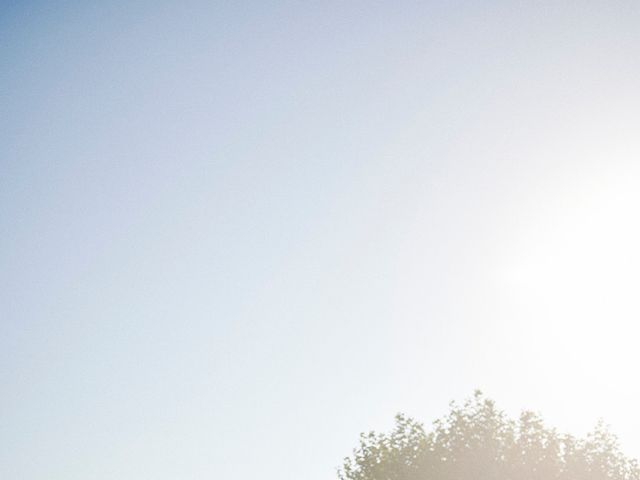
(500, 162), (640, 399)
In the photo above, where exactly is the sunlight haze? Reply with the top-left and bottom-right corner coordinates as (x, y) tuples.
(2, 1), (640, 479)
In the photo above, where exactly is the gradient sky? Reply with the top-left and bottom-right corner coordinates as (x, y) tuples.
(2, 1), (640, 479)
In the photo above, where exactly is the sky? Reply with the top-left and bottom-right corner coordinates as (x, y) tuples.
(2, 1), (640, 479)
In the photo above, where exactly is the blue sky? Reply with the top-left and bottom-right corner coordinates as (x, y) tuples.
(2, 1), (640, 479)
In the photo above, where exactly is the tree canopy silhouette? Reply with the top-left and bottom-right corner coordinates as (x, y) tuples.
(339, 391), (639, 480)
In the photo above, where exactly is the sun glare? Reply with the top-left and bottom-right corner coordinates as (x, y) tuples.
(500, 162), (640, 399)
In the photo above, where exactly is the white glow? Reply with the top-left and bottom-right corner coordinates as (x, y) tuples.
(495, 159), (640, 439)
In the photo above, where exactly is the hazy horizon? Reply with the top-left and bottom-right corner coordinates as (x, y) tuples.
(2, 1), (640, 479)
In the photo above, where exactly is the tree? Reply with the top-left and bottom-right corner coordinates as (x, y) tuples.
(339, 391), (639, 480)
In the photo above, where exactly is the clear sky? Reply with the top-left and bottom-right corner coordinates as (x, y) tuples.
(2, 1), (640, 479)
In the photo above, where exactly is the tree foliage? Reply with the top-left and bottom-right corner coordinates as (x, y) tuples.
(339, 391), (639, 480)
